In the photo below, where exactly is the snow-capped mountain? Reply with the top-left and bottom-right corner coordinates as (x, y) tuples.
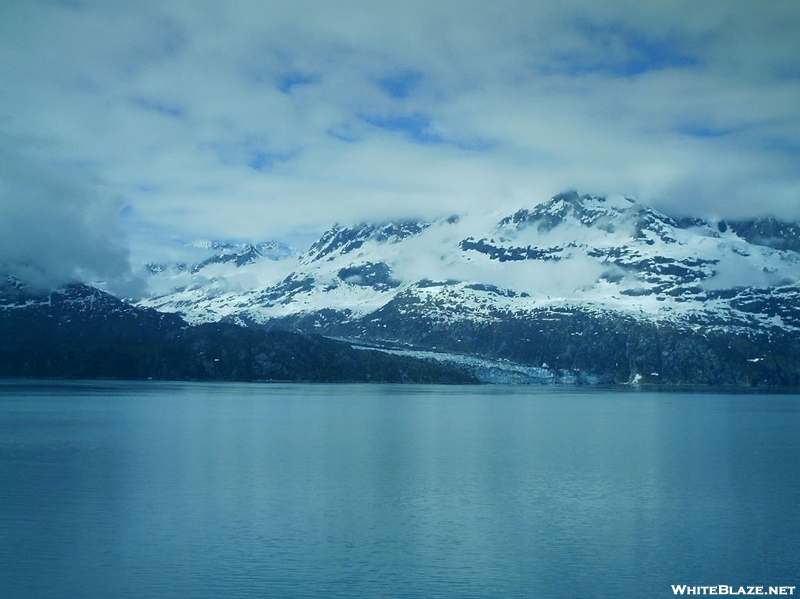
(141, 239), (300, 321)
(136, 192), (800, 386)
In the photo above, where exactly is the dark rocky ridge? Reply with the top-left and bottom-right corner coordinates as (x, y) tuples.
(0, 282), (477, 384)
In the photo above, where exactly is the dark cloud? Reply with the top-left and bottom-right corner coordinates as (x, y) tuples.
(0, 137), (142, 294)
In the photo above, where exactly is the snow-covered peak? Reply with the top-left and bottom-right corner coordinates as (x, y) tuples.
(303, 220), (432, 263)
(497, 192), (683, 244)
(141, 239), (300, 300)
(191, 240), (296, 273)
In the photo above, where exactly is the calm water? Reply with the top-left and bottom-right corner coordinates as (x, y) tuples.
(0, 381), (798, 598)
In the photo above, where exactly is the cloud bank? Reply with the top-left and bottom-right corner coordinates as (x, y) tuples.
(0, 0), (798, 264)
(0, 138), (139, 294)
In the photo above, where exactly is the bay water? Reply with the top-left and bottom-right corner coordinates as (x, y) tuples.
(1, 381), (798, 598)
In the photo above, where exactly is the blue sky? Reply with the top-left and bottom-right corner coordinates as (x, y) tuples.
(1, 0), (799, 288)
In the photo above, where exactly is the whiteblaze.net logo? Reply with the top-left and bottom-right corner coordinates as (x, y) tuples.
(672, 586), (796, 596)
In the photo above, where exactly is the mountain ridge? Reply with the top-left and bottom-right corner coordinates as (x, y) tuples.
(0, 278), (477, 384)
(131, 192), (800, 386)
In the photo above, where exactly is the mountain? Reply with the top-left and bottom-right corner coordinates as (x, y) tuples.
(136, 192), (800, 387)
(143, 238), (298, 292)
(0, 279), (476, 383)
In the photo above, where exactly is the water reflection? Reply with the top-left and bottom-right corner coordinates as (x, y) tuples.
(1, 383), (798, 598)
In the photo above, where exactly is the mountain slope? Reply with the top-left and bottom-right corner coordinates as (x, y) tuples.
(0, 280), (476, 383)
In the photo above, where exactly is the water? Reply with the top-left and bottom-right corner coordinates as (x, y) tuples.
(1, 381), (798, 598)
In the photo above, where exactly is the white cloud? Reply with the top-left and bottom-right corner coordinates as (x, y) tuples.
(1, 0), (799, 271)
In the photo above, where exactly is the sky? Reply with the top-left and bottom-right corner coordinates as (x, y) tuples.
(1, 0), (799, 291)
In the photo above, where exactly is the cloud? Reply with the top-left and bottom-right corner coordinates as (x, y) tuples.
(0, 0), (798, 264)
(0, 136), (141, 294)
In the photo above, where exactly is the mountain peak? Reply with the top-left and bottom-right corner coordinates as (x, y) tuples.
(304, 219), (431, 263)
(500, 192), (629, 229)
(496, 192), (685, 246)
